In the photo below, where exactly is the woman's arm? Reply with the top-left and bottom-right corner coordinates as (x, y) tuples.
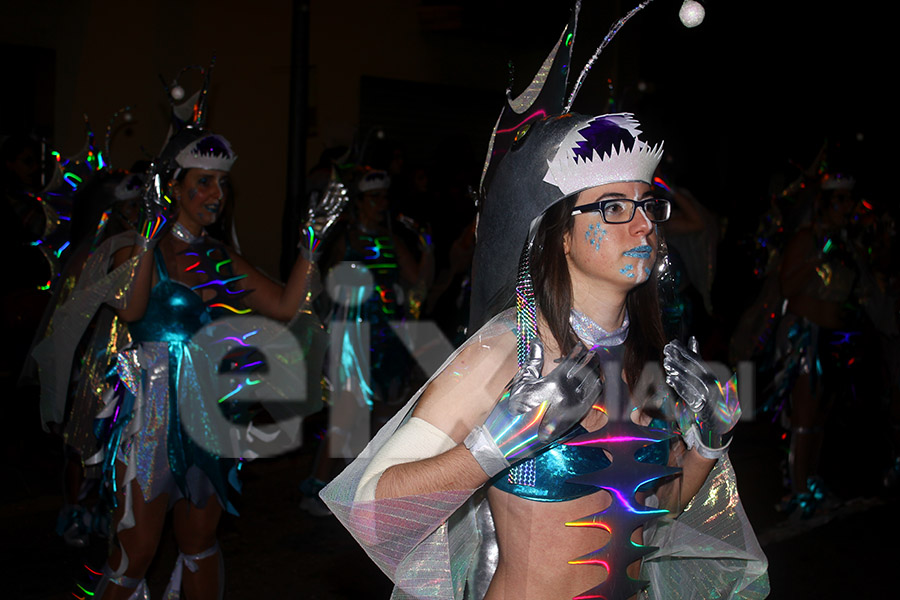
(370, 336), (519, 499)
(228, 251), (318, 322)
(679, 447), (717, 504)
(376, 444), (491, 499)
(232, 179), (350, 321)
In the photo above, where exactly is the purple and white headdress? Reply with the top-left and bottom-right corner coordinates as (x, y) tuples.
(142, 58), (237, 217)
(543, 113), (663, 195)
(173, 133), (237, 174)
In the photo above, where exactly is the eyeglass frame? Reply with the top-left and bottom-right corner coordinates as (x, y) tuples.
(570, 197), (672, 224)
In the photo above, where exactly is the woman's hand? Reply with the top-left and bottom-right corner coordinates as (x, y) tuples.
(663, 337), (741, 459)
(464, 340), (603, 477)
(137, 173), (179, 248)
(299, 173), (349, 260)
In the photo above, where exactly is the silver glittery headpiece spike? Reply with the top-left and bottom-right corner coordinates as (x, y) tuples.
(564, 0), (655, 113)
(544, 113), (664, 195)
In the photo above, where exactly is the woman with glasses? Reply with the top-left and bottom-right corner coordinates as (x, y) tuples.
(321, 7), (767, 599)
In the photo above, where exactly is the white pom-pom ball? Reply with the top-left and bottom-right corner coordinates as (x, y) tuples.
(171, 85), (185, 101)
(679, 1), (705, 28)
(123, 111), (133, 122)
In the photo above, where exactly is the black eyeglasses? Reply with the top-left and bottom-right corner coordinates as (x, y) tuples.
(570, 198), (671, 224)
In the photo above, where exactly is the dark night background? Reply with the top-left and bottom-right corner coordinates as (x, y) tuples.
(1, 1), (893, 598)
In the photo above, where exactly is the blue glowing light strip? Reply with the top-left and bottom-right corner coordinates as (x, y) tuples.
(191, 274), (248, 290)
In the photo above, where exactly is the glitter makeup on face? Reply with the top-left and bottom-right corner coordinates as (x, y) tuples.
(585, 221), (607, 251)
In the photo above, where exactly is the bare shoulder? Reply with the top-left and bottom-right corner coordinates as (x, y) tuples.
(414, 327), (519, 442)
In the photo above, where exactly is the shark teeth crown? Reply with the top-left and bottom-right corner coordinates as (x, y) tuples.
(174, 135), (237, 173)
(543, 114), (663, 196)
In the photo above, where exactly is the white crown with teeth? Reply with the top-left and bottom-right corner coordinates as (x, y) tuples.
(543, 114), (664, 196)
(174, 134), (237, 173)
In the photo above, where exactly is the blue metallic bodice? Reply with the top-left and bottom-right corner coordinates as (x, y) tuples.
(128, 248), (215, 343)
(492, 422), (670, 502)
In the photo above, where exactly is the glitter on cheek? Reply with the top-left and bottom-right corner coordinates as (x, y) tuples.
(188, 188), (198, 201)
(619, 264), (636, 278)
(584, 221), (607, 251)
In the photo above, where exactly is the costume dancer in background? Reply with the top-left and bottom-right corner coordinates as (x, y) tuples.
(26, 109), (148, 549)
(321, 2), (768, 598)
(300, 167), (433, 515)
(34, 81), (344, 598)
(776, 172), (862, 516)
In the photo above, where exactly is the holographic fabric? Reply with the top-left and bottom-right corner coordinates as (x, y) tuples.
(27, 248), (132, 466)
(320, 309), (769, 599)
(101, 245), (242, 513)
(643, 457), (770, 599)
(34, 233), (146, 428)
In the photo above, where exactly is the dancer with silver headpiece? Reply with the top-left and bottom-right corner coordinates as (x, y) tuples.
(321, 2), (768, 599)
(33, 66), (345, 599)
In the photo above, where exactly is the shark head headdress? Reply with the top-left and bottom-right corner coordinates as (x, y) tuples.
(142, 59), (237, 218)
(154, 57), (238, 179)
(470, 0), (663, 339)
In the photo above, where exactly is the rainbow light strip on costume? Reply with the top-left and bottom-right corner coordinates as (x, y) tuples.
(209, 303), (252, 314)
(303, 225), (321, 256)
(495, 400), (549, 460)
(142, 214), (167, 240)
(496, 109), (548, 135)
(562, 418), (678, 600)
(218, 377), (261, 403)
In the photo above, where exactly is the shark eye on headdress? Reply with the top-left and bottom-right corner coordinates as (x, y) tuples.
(511, 123), (533, 151)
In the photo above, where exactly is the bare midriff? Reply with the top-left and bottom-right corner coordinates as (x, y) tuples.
(485, 409), (644, 600)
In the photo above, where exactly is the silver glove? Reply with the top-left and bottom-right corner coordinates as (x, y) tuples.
(663, 337), (741, 459)
(137, 171), (178, 248)
(300, 169), (349, 260)
(465, 340), (603, 477)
